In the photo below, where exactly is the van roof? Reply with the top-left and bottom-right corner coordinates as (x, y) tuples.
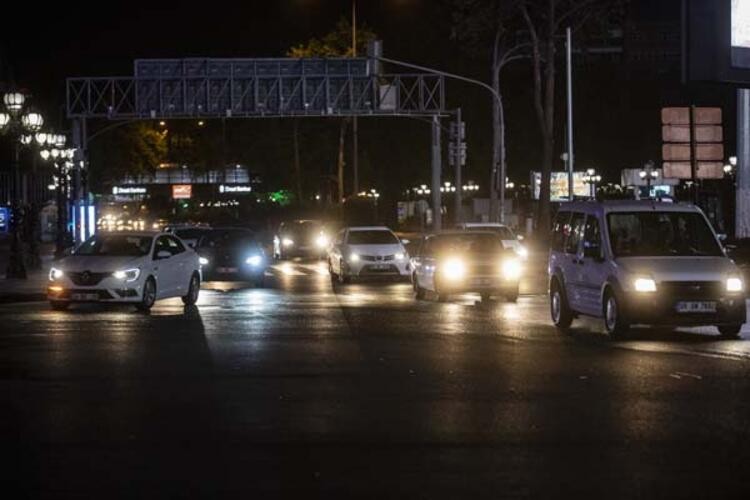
(557, 200), (702, 216)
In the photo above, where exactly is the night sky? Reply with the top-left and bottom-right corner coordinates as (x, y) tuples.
(0, 0), (740, 194)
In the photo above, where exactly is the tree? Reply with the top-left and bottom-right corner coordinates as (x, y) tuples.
(519, 0), (625, 233)
(288, 17), (377, 204)
(89, 123), (167, 187)
(449, 0), (527, 223)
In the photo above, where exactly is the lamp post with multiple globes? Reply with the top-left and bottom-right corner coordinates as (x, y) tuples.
(0, 91), (45, 279)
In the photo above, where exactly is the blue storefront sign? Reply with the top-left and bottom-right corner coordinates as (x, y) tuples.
(0, 207), (9, 233)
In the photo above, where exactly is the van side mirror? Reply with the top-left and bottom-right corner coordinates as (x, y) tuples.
(583, 244), (603, 260)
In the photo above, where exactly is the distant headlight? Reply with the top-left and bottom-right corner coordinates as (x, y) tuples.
(315, 234), (330, 248)
(113, 268), (141, 282)
(49, 267), (64, 281)
(501, 258), (522, 280)
(633, 277), (657, 293)
(517, 246), (529, 260)
(727, 277), (744, 293)
(199, 257), (209, 266)
(349, 253), (360, 263)
(441, 258), (466, 281)
(282, 238), (294, 247)
(395, 252), (405, 261)
(246, 255), (263, 267)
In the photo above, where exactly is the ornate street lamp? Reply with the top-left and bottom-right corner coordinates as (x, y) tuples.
(39, 141), (75, 258)
(639, 161), (659, 196)
(0, 90), (46, 278)
(583, 168), (602, 199)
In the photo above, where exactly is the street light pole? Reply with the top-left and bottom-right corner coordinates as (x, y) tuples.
(351, 0), (359, 195)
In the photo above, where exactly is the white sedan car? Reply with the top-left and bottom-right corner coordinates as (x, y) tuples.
(328, 226), (410, 283)
(47, 231), (201, 311)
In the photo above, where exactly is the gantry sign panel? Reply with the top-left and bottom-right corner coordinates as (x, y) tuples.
(67, 57), (446, 119)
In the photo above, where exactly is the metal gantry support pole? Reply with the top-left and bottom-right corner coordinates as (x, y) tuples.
(454, 108), (462, 225)
(736, 89), (750, 239)
(431, 115), (442, 232)
(6, 142), (27, 279)
(566, 27), (575, 200)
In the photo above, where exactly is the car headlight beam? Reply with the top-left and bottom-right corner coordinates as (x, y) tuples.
(246, 255), (263, 267)
(727, 277), (744, 293)
(441, 258), (466, 281)
(49, 267), (64, 281)
(349, 253), (360, 263)
(113, 268), (141, 282)
(315, 234), (330, 248)
(282, 238), (294, 247)
(501, 258), (522, 280)
(633, 277), (657, 293)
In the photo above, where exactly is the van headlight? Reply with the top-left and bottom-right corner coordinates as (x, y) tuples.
(501, 258), (522, 280)
(246, 255), (263, 267)
(441, 258), (466, 281)
(349, 253), (360, 263)
(49, 267), (64, 281)
(633, 277), (657, 293)
(727, 277), (744, 293)
(113, 268), (141, 282)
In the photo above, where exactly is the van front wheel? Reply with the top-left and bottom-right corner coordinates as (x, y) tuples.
(550, 280), (573, 332)
(604, 291), (629, 339)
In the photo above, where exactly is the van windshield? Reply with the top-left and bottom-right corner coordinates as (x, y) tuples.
(607, 211), (722, 257)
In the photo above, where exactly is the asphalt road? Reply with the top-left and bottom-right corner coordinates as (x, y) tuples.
(3, 260), (750, 499)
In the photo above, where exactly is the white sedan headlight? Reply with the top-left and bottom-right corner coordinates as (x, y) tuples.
(349, 253), (360, 263)
(113, 268), (141, 282)
(501, 258), (522, 280)
(395, 252), (405, 261)
(49, 267), (64, 281)
(199, 257), (209, 266)
(633, 277), (657, 293)
(727, 277), (744, 293)
(282, 238), (294, 247)
(441, 258), (466, 281)
(246, 255), (263, 267)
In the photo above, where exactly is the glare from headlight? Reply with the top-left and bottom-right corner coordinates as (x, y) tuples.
(49, 267), (64, 281)
(441, 258), (466, 281)
(395, 252), (405, 261)
(246, 255), (263, 267)
(502, 258), (522, 280)
(727, 277), (744, 292)
(349, 253), (360, 263)
(633, 277), (657, 293)
(315, 234), (330, 248)
(199, 257), (209, 266)
(113, 268), (141, 282)
(517, 246), (529, 260)
(282, 238), (294, 247)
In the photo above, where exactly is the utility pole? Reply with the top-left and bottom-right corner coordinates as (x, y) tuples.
(449, 108), (466, 225)
(566, 27), (575, 200)
(431, 116), (442, 231)
(737, 89), (750, 238)
(351, 0), (359, 195)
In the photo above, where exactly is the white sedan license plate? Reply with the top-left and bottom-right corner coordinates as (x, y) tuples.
(217, 267), (239, 274)
(676, 301), (716, 313)
(370, 264), (389, 270)
(72, 293), (99, 301)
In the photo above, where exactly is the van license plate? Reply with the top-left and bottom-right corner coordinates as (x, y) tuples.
(676, 301), (716, 313)
(217, 267), (238, 273)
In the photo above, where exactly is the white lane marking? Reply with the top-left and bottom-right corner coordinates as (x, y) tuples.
(269, 263), (306, 276)
(297, 263), (330, 275)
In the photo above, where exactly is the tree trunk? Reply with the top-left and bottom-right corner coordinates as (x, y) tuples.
(490, 61), (501, 224)
(292, 119), (302, 204)
(538, 35), (557, 235)
(337, 119), (347, 204)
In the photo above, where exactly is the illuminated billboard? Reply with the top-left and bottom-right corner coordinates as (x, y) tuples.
(531, 172), (589, 201)
(732, 0), (750, 67)
(172, 184), (192, 199)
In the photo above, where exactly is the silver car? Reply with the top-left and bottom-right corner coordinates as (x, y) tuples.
(548, 200), (746, 338)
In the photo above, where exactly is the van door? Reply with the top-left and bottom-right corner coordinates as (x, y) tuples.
(575, 215), (608, 317)
(563, 212), (586, 311)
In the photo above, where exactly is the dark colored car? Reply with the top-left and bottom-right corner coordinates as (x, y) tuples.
(196, 228), (267, 285)
(273, 220), (329, 260)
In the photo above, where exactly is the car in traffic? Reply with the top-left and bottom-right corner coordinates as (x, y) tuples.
(410, 231), (521, 302)
(273, 220), (330, 260)
(196, 228), (267, 286)
(455, 222), (528, 259)
(549, 200), (746, 338)
(164, 223), (212, 248)
(47, 231), (201, 311)
(328, 226), (410, 283)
